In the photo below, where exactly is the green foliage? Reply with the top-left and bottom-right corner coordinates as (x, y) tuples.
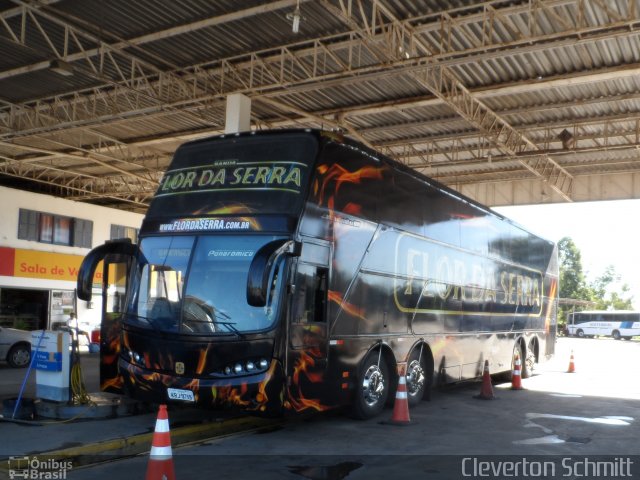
(558, 237), (634, 317)
(589, 265), (634, 311)
(558, 237), (589, 301)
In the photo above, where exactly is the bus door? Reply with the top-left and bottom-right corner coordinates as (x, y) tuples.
(100, 254), (132, 393)
(287, 241), (330, 410)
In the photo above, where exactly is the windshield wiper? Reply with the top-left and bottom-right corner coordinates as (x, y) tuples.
(211, 311), (244, 338)
(182, 296), (244, 337)
(125, 313), (168, 333)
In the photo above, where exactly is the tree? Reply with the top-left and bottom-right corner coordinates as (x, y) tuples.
(557, 238), (634, 328)
(558, 237), (589, 302)
(558, 237), (591, 327)
(589, 265), (634, 311)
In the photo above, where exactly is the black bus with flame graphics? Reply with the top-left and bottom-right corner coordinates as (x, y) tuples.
(77, 129), (557, 419)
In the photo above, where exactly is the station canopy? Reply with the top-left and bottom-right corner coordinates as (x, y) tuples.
(2, 0), (640, 211)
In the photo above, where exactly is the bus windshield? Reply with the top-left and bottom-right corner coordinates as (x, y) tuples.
(127, 234), (286, 335)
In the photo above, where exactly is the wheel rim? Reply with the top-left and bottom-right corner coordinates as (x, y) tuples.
(361, 364), (385, 407)
(406, 359), (425, 397)
(526, 349), (535, 374)
(12, 348), (30, 367)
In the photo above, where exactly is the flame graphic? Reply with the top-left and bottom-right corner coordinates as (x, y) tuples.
(215, 384), (252, 407)
(195, 344), (211, 375)
(287, 349), (329, 413)
(314, 163), (384, 207)
(101, 376), (123, 391)
(328, 290), (366, 321)
(342, 202), (362, 216)
(544, 279), (558, 334)
(254, 361), (276, 409)
(101, 320), (122, 366)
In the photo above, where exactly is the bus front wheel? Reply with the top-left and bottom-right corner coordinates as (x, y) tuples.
(576, 329), (585, 338)
(352, 351), (389, 420)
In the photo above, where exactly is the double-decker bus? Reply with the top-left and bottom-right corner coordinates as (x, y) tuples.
(567, 311), (640, 340)
(77, 129), (558, 419)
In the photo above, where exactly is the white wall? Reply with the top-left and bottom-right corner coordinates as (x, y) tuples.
(0, 186), (145, 331)
(0, 186), (143, 253)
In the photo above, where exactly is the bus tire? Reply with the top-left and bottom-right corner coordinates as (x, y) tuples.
(522, 342), (536, 379)
(406, 348), (429, 407)
(623, 337), (632, 341)
(612, 330), (621, 340)
(352, 351), (389, 420)
(576, 329), (585, 338)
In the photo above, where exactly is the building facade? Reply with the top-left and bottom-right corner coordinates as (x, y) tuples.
(0, 186), (144, 333)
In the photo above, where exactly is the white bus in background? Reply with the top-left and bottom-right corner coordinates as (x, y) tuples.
(567, 311), (640, 340)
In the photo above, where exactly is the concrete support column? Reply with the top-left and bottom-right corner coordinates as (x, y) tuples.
(225, 93), (252, 134)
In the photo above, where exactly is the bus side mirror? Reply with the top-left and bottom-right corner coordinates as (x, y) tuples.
(77, 239), (138, 301)
(247, 240), (301, 307)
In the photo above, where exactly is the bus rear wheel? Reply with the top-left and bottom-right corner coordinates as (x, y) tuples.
(612, 330), (621, 340)
(523, 343), (536, 378)
(352, 351), (389, 420)
(406, 349), (429, 407)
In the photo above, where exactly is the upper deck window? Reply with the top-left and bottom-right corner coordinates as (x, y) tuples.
(147, 133), (317, 219)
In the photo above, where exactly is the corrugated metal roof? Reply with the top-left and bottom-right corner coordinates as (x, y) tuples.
(2, 0), (640, 210)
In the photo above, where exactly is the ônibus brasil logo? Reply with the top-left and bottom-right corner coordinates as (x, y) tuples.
(7, 456), (72, 479)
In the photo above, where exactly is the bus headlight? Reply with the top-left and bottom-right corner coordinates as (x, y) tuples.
(127, 350), (142, 364)
(219, 358), (271, 376)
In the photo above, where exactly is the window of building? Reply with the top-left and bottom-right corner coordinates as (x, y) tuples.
(110, 224), (138, 243)
(53, 216), (71, 244)
(74, 219), (93, 248)
(39, 213), (54, 243)
(18, 209), (93, 248)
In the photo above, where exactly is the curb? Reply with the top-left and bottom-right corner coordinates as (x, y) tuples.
(0, 415), (282, 471)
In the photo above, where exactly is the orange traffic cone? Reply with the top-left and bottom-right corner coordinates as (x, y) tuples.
(474, 360), (496, 400)
(511, 353), (523, 390)
(567, 350), (576, 373)
(146, 404), (175, 480)
(386, 364), (412, 425)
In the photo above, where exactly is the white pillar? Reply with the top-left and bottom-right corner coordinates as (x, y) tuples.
(225, 93), (252, 133)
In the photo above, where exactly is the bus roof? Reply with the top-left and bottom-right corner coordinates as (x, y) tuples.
(174, 128), (554, 247)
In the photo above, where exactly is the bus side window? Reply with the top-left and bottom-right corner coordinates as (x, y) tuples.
(294, 265), (328, 323)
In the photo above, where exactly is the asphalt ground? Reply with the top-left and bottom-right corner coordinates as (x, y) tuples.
(2, 337), (640, 480)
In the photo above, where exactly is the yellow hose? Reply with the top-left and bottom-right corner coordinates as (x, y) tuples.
(70, 353), (93, 406)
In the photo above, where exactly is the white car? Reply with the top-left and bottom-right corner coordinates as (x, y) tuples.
(0, 327), (32, 368)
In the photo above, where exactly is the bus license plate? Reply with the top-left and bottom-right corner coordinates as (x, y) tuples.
(167, 388), (195, 402)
